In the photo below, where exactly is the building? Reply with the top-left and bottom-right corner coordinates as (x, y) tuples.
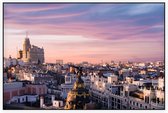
(90, 71), (165, 110)
(17, 35), (44, 64)
(8, 94), (38, 104)
(60, 73), (75, 99)
(52, 100), (64, 108)
(18, 71), (54, 84)
(4, 82), (47, 103)
(4, 56), (17, 67)
(4, 56), (25, 68)
(64, 69), (90, 109)
(56, 60), (63, 65)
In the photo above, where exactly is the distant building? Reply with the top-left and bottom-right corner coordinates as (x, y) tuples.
(8, 94), (38, 104)
(4, 56), (25, 68)
(56, 60), (63, 65)
(17, 35), (44, 64)
(18, 71), (54, 84)
(4, 56), (17, 67)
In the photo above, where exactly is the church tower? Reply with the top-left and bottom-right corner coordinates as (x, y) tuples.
(22, 32), (31, 62)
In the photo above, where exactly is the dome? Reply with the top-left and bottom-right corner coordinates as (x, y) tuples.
(64, 68), (90, 109)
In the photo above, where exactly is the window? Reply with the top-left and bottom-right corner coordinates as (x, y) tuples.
(145, 106), (147, 109)
(114, 98), (116, 101)
(118, 99), (120, 103)
(112, 102), (114, 106)
(136, 103), (138, 106)
(123, 106), (127, 109)
(59, 102), (60, 107)
(140, 104), (142, 107)
(157, 98), (160, 103)
(117, 104), (120, 109)
(125, 91), (128, 97)
(66, 77), (70, 82)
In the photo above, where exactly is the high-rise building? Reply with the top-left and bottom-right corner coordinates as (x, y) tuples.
(17, 34), (44, 64)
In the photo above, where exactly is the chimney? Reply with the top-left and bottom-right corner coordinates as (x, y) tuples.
(51, 95), (55, 103)
(40, 96), (44, 108)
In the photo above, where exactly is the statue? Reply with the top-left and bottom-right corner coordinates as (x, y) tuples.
(64, 65), (90, 109)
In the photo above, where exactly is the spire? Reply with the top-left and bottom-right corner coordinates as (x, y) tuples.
(26, 31), (29, 38)
(16, 46), (18, 58)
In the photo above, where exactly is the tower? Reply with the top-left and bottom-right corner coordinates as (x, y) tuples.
(23, 32), (31, 52)
(22, 33), (31, 62)
(51, 95), (55, 102)
(64, 67), (90, 109)
(23, 38), (31, 52)
(17, 50), (23, 59)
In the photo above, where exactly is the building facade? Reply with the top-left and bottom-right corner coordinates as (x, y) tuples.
(17, 36), (44, 64)
(4, 82), (47, 103)
(90, 72), (165, 110)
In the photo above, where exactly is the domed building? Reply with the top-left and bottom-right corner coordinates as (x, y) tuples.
(64, 68), (90, 109)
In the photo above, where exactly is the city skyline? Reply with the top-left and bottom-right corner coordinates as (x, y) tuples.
(4, 3), (164, 63)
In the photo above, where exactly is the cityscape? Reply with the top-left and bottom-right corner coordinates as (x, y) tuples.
(3, 3), (165, 110)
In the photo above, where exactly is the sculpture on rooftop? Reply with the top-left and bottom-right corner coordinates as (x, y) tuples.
(64, 66), (90, 109)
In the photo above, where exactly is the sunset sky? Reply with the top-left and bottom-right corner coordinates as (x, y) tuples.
(4, 3), (164, 63)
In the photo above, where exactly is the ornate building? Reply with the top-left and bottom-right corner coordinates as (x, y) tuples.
(17, 35), (44, 64)
(64, 67), (90, 109)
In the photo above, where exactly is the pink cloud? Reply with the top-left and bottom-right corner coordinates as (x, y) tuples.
(4, 4), (72, 13)
(4, 4), (164, 63)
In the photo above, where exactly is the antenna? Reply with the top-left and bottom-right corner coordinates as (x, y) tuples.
(16, 46), (18, 58)
(26, 31), (28, 38)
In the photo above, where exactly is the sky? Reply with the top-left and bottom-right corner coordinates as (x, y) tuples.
(4, 3), (164, 64)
